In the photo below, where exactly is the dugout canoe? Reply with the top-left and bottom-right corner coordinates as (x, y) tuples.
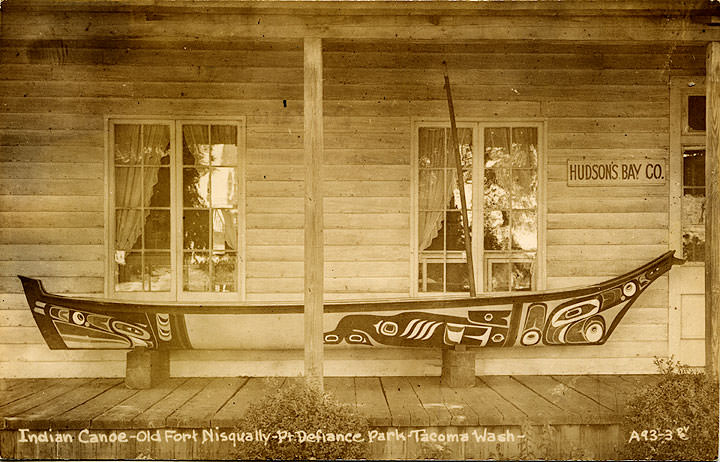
(18, 250), (682, 350)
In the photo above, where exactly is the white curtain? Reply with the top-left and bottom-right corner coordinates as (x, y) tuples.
(115, 125), (168, 251)
(418, 129), (456, 251)
(183, 125), (237, 250)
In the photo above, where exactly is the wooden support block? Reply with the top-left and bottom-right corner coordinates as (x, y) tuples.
(125, 348), (169, 390)
(441, 346), (476, 388)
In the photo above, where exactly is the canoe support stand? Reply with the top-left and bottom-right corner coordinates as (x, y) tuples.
(441, 345), (476, 388)
(125, 347), (169, 389)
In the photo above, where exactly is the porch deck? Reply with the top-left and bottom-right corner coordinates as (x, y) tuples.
(0, 375), (658, 459)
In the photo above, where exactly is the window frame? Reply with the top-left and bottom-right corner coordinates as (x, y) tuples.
(410, 118), (546, 296)
(105, 116), (247, 301)
(670, 79), (706, 267)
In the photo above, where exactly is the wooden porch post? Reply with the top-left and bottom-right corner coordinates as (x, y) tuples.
(304, 37), (324, 390)
(706, 42), (720, 381)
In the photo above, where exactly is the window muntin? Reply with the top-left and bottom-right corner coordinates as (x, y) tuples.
(483, 127), (538, 292)
(110, 119), (243, 299)
(181, 124), (239, 293)
(113, 124), (172, 292)
(682, 147), (705, 262)
(417, 127), (473, 293)
(415, 122), (541, 294)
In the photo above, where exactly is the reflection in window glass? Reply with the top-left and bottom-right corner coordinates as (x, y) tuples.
(682, 148), (706, 262)
(182, 124), (239, 292)
(417, 124), (539, 294)
(484, 127), (538, 292)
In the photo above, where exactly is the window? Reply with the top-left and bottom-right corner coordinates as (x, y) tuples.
(109, 119), (244, 299)
(682, 147), (705, 262)
(414, 122), (542, 294)
(686, 95), (706, 133)
(483, 127), (538, 292)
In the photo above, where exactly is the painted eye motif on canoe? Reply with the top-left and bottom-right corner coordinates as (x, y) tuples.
(521, 329), (541, 346)
(564, 315), (606, 344)
(545, 298), (601, 344)
(111, 320), (151, 341)
(324, 333), (340, 344)
(622, 281), (637, 297)
(584, 317), (605, 343)
(373, 321), (398, 337)
(71, 311), (86, 326)
(347, 331), (372, 345)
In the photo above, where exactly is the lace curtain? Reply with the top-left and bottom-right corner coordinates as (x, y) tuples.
(115, 124), (169, 253)
(418, 128), (457, 252)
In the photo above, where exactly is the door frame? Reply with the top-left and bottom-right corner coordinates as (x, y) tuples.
(668, 76), (706, 361)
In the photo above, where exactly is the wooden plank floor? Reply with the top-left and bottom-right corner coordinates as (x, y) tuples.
(0, 375), (658, 429)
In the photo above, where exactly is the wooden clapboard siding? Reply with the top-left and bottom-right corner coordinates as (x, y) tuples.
(0, 3), (707, 377)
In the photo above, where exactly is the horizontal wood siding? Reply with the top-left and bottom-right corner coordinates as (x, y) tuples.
(0, 5), (705, 376)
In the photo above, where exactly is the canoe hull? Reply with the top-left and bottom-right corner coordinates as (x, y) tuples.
(19, 251), (682, 350)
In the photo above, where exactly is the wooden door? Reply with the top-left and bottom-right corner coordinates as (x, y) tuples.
(670, 78), (707, 366)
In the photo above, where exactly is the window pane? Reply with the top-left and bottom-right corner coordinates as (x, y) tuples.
(511, 262), (533, 291)
(450, 169), (472, 212)
(511, 127), (538, 168)
(683, 230), (705, 262)
(419, 128), (446, 168)
(484, 127), (510, 168)
(512, 169), (537, 209)
(425, 263), (444, 292)
(210, 167), (238, 208)
(445, 211), (470, 251)
(213, 252), (237, 292)
(419, 211), (444, 251)
(183, 167), (210, 208)
(446, 128), (473, 169)
(115, 209), (143, 250)
(484, 210), (509, 250)
(683, 149), (705, 187)
(418, 170), (445, 211)
(183, 125), (210, 165)
(484, 168), (510, 209)
(116, 252), (143, 292)
(183, 210), (209, 249)
(688, 96), (706, 132)
(213, 209), (238, 251)
(682, 191), (706, 226)
(142, 125), (170, 165)
(446, 263), (470, 292)
(511, 211), (537, 251)
(147, 252), (171, 292)
(490, 262), (510, 291)
(184, 252), (210, 292)
(114, 124), (141, 165)
(145, 210), (170, 250)
(210, 125), (238, 165)
(114, 168), (142, 208)
(149, 167), (171, 207)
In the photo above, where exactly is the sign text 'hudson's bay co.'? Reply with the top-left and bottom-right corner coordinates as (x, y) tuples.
(567, 159), (666, 186)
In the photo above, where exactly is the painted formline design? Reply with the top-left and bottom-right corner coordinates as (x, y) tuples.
(18, 251), (682, 350)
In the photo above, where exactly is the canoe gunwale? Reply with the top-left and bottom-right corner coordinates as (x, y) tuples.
(18, 250), (682, 315)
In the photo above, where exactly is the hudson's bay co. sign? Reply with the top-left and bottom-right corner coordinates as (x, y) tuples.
(567, 159), (666, 186)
